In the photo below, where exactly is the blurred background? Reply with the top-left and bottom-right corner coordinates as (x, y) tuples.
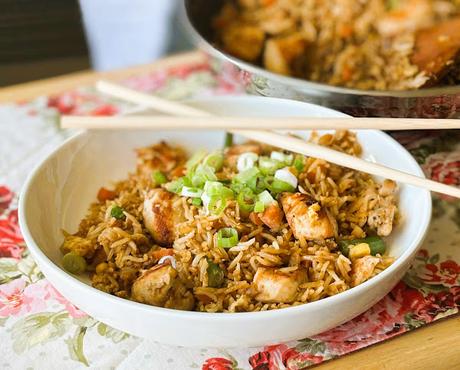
(0, 0), (192, 87)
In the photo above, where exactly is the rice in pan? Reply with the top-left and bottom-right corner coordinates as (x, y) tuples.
(61, 130), (397, 312)
(213, 0), (460, 90)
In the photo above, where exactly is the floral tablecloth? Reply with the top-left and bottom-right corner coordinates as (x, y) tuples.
(0, 58), (459, 370)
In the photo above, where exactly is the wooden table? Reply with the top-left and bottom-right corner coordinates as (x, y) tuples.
(1, 51), (459, 370)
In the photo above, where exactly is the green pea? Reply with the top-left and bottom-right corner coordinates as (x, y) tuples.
(207, 260), (224, 288)
(110, 205), (125, 220)
(62, 252), (87, 274)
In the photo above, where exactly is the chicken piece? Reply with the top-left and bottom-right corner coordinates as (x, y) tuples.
(143, 189), (184, 246)
(367, 204), (396, 237)
(225, 143), (262, 169)
(221, 23), (265, 62)
(252, 203), (284, 231)
(411, 16), (460, 86)
(131, 264), (195, 310)
(136, 141), (186, 177)
(253, 267), (307, 303)
(259, 10), (295, 35)
(366, 180), (397, 237)
(377, 0), (434, 38)
(351, 255), (380, 287)
(379, 179), (397, 197)
(279, 192), (334, 240)
(263, 33), (307, 75)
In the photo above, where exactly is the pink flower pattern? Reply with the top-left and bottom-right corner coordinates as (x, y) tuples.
(0, 209), (24, 259)
(0, 186), (13, 214)
(0, 279), (49, 317)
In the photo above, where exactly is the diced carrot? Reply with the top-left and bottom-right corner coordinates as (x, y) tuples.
(151, 248), (174, 260)
(341, 64), (353, 82)
(261, 0), (276, 6)
(339, 24), (353, 38)
(97, 187), (117, 202)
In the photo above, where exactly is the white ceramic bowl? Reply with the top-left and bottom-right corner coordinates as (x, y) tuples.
(19, 96), (431, 348)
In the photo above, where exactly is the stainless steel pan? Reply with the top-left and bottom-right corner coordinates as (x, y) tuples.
(181, 0), (460, 118)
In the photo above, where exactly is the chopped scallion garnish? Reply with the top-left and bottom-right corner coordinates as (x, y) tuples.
(293, 155), (305, 172)
(151, 170), (167, 186)
(258, 156), (283, 175)
(181, 186), (203, 198)
(237, 187), (256, 213)
(274, 168), (298, 189)
(254, 201), (265, 213)
(192, 198), (202, 206)
(224, 133), (233, 148)
(271, 151), (293, 165)
(191, 164), (217, 187)
(186, 149), (207, 171)
(165, 178), (185, 194)
(204, 151), (224, 171)
(258, 190), (275, 206)
(216, 228), (239, 248)
(237, 152), (259, 172)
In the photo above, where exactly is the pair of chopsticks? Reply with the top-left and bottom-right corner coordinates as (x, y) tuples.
(60, 80), (460, 199)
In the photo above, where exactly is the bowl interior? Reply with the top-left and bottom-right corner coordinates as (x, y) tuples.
(22, 96), (430, 293)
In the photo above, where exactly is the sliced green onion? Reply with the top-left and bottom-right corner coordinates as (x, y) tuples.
(208, 190), (233, 215)
(204, 151), (224, 171)
(338, 236), (386, 257)
(151, 170), (167, 186)
(203, 181), (224, 196)
(266, 176), (295, 195)
(293, 155), (305, 172)
(165, 178), (185, 194)
(224, 133), (233, 148)
(207, 260), (225, 288)
(258, 156), (283, 175)
(186, 149), (207, 171)
(202, 181), (234, 215)
(62, 252), (87, 274)
(191, 164), (217, 187)
(181, 186), (203, 198)
(217, 228), (239, 248)
(274, 168), (298, 189)
(235, 167), (260, 183)
(258, 190), (275, 205)
(254, 201), (265, 213)
(192, 198), (202, 206)
(237, 187), (256, 213)
(237, 152), (259, 172)
(110, 205), (125, 220)
(271, 151), (293, 164)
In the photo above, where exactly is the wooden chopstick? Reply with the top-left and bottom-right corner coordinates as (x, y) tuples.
(62, 115), (460, 130)
(86, 80), (460, 199)
(94, 81), (460, 130)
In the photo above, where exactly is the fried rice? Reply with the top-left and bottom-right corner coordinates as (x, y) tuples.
(61, 130), (397, 313)
(213, 0), (460, 90)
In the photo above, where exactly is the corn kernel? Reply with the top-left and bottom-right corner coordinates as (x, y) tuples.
(95, 262), (109, 274)
(349, 243), (371, 260)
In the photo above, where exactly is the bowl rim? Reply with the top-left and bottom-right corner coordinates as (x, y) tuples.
(19, 95), (432, 322)
(180, 1), (460, 98)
